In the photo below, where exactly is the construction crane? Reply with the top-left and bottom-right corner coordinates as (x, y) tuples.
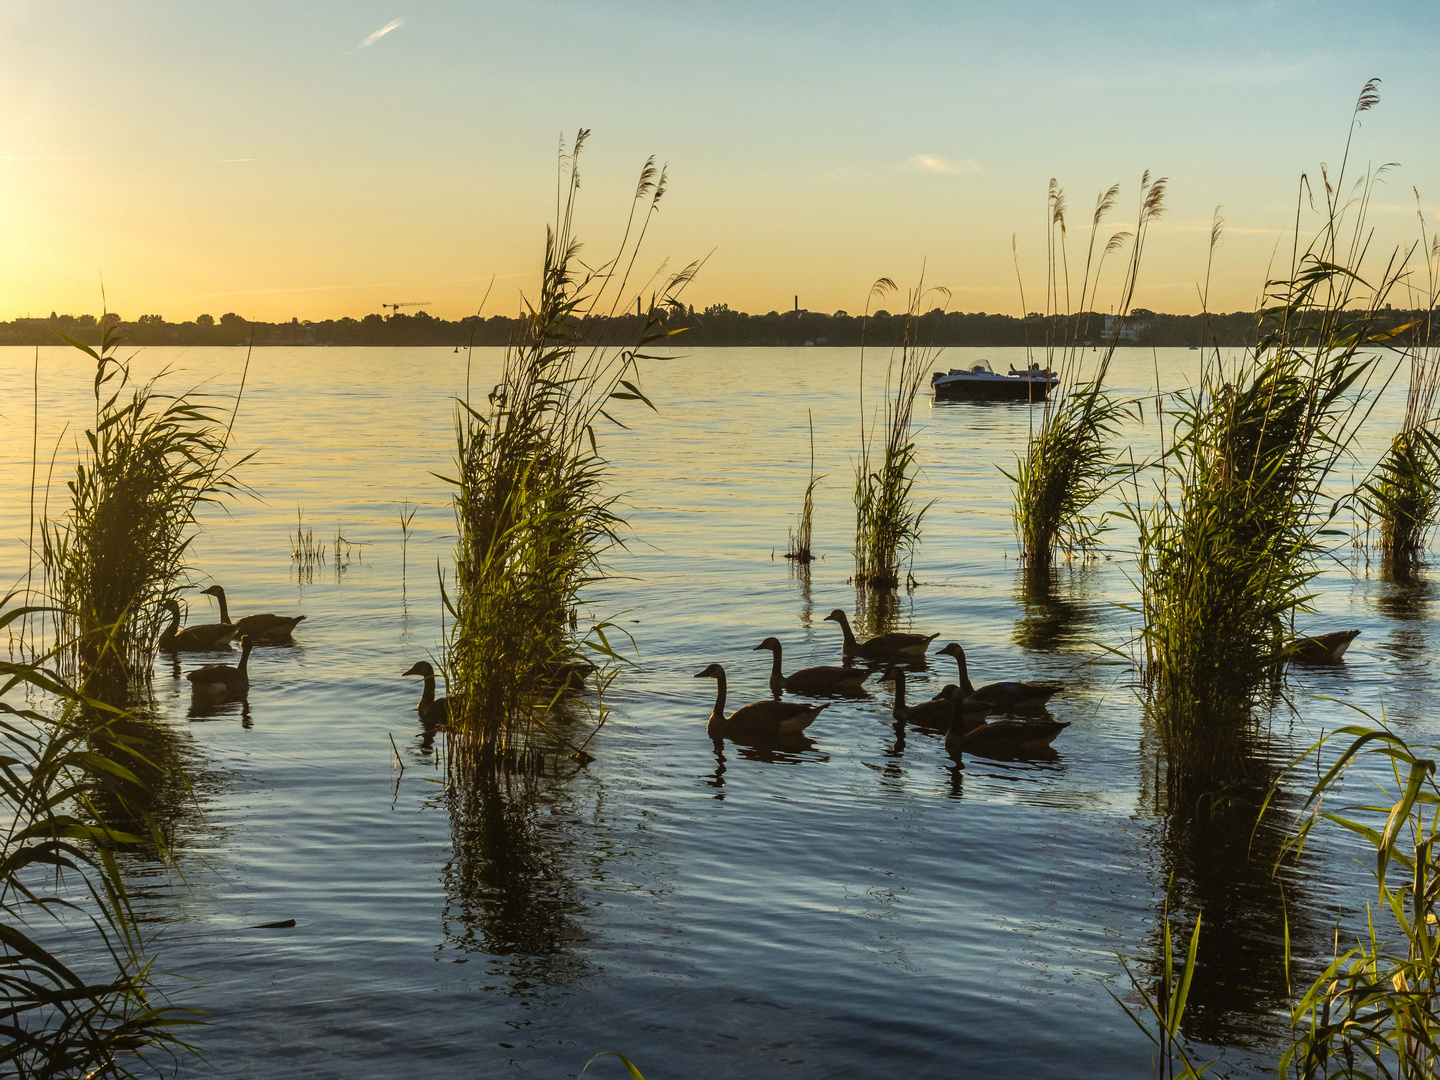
(382, 301), (432, 318)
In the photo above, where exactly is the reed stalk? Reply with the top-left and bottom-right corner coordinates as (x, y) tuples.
(785, 411), (820, 563)
(40, 321), (248, 695)
(0, 597), (194, 1075)
(443, 130), (697, 773)
(853, 277), (942, 589)
(1008, 174), (1165, 569)
(1125, 80), (1401, 797)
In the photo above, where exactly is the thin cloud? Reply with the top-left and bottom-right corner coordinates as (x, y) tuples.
(357, 18), (404, 49)
(907, 154), (979, 175)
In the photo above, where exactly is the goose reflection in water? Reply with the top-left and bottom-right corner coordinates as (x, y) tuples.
(187, 695), (252, 728)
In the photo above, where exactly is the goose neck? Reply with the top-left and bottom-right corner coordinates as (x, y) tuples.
(711, 669), (727, 719)
(891, 670), (906, 717)
(766, 647), (783, 682)
(237, 638), (252, 673)
(213, 588), (232, 625)
(836, 613), (858, 649)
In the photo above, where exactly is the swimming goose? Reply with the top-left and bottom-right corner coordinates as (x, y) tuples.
(159, 598), (236, 651)
(823, 609), (938, 662)
(947, 715), (1070, 757)
(200, 585), (306, 641)
(753, 637), (869, 696)
(695, 663), (827, 742)
(881, 667), (957, 728)
(402, 661), (452, 725)
(1288, 630), (1360, 664)
(186, 635), (253, 696)
(935, 642), (1061, 710)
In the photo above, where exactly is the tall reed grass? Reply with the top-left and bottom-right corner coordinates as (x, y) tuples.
(1126, 80), (1401, 797)
(853, 278), (942, 589)
(1360, 225), (1440, 576)
(1008, 174), (1166, 569)
(0, 597), (193, 1075)
(443, 131), (697, 772)
(40, 322), (248, 694)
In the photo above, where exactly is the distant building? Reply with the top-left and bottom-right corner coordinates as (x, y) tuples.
(1103, 313), (1150, 344)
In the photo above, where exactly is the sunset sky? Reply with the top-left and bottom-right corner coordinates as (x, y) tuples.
(2, 1), (1436, 322)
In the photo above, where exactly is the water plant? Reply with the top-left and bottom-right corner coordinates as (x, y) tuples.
(40, 320), (248, 694)
(784, 411), (820, 563)
(1359, 226), (1440, 577)
(1125, 80), (1401, 797)
(443, 131), (696, 771)
(1008, 173), (1166, 569)
(1272, 716), (1440, 1079)
(0, 598), (193, 1075)
(853, 277), (942, 589)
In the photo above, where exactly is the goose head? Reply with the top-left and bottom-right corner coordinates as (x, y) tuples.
(937, 642), (966, 661)
(752, 637), (782, 653)
(879, 666), (902, 683)
(822, 609), (848, 625)
(403, 661), (436, 678)
(198, 585), (225, 599)
(694, 663), (724, 680)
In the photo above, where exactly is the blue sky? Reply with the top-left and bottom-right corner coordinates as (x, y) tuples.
(1, 1), (1436, 319)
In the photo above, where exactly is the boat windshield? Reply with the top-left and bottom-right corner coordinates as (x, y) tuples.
(969, 360), (994, 374)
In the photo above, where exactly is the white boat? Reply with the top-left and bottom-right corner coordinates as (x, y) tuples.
(930, 360), (1058, 403)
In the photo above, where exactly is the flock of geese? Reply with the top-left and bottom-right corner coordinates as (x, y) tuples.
(166, 585), (1360, 761)
(697, 609), (1070, 758)
(163, 585), (304, 697)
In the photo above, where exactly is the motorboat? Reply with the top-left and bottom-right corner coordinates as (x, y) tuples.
(931, 359), (1058, 403)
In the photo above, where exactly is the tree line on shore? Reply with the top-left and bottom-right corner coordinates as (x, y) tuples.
(2, 303), (1430, 350)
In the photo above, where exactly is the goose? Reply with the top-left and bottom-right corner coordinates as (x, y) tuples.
(694, 663), (827, 743)
(199, 585), (306, 642)
(881, 666), (957, 728)
(935, 642), (1061, 710)
(823, 609), (938, 662)
(1288, 630), (1360, 664)
(186, 635), (253, 696)
(541, 659), (595, 690)
(753, 637), (869, 696)
(402, 661), (451, 725)
(947, 715), (1070, 757)
(159, 598), (236, 651)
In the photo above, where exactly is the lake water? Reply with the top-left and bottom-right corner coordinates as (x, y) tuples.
(0, 344), (1431, 1078)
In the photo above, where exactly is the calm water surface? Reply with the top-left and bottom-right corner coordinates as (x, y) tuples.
(0, 345), (1432, 1078)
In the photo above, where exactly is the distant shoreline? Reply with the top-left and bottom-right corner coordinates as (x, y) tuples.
(0, 305), (1424, 350)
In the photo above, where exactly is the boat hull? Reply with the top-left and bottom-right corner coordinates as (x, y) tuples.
(932, 376), (1053, 403)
